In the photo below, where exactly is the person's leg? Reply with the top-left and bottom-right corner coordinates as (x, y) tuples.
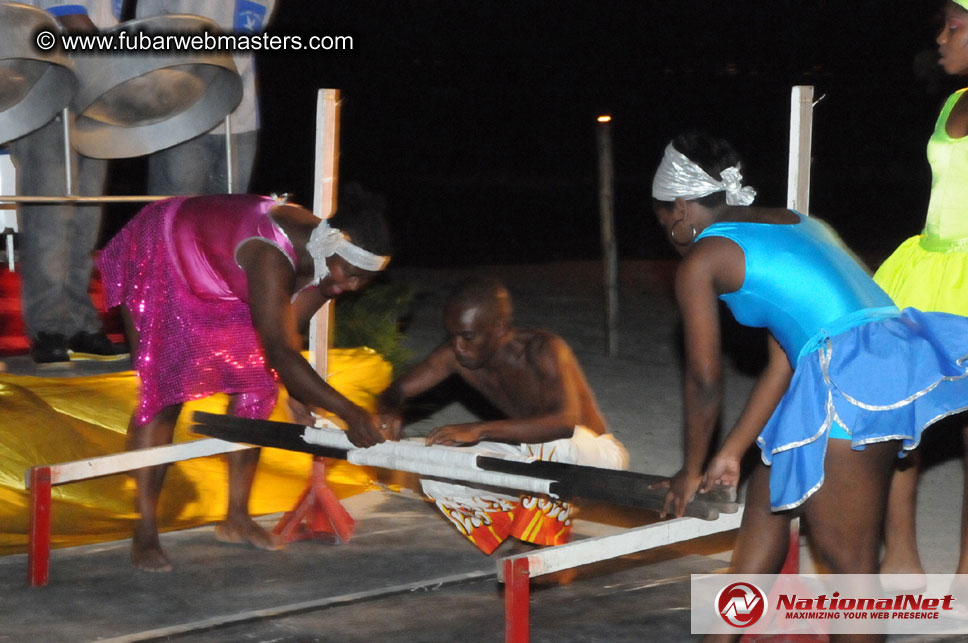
(803, 439), (898, 643)
(119, 305), (178, 570)
(214, 394), (283, 550)
(146, 132), (255, 197)
(956, 425), (968, 576)
(66, 153), (108, 339)
(227, 131), (257, 194)
(702, 462), (794, 643)
(728, 461), (794, 574)
(128, 403), (182, 572)
(9, 118), (72, 359)
(146, 135), (214, 196)
(879, 451), (924, 578)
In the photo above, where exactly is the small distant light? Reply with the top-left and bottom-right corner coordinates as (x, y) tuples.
(597, 115), (612, 123)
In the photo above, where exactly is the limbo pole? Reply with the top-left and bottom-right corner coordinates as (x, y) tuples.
(192, 412), (737, 520)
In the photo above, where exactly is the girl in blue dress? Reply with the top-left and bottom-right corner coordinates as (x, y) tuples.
(653, 133), (968, 618)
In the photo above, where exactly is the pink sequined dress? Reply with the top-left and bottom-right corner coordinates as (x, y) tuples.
(97, 195), (296, 426)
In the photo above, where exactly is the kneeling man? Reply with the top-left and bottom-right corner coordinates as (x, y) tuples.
(377, 277), (628, 554)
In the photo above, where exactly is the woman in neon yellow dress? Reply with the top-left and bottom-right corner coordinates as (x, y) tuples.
(874, 0), (968, 580)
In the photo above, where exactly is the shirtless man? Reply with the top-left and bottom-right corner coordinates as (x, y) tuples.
(377, 276), (628, 554)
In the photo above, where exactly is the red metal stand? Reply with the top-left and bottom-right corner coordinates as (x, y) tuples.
(274, 457), (355, 543)
(27, 466), (52, 587)
(504, 556), (531, 643)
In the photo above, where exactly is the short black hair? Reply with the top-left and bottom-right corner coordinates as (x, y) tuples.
(446, 276), (513, 322)
(329, 182), (393, 257)
(653, 131), (745, 210)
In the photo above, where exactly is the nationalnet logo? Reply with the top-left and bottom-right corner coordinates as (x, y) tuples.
(716, 582), (768, 627)
(692, 574), (968, 635)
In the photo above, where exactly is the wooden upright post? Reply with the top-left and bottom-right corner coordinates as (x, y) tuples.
(596, 115), (618, 357)
(308, 89), (342, 372)
(783, 85), (815, 575)
(787, 86), (814, 214)
(274, 88), (355, 543)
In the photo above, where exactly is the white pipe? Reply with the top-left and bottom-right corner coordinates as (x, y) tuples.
(61, 107), (73, 197)
(498, 507), (745, 579)
(224, 115), (234, 194)
(26, 438), (250, 487)
(301, 426), (553, 495)
(0, 195), (170, 204)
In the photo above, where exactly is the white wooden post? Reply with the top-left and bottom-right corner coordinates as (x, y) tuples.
(784, 85), (816, 574)
(787, 86), (814, 213)
(0, 150), (17, 271)
(308, 89), (341, 374)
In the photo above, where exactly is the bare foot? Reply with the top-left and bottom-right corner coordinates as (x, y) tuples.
(214, 517), (285, 551)
(131, 530), (172, 572)
(880, 554), (926, 592)
(879, 556), (925, 578)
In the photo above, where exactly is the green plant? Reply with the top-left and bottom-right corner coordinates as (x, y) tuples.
(334, 281), (414, 374)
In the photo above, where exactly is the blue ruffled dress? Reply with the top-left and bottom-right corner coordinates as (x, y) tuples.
(696, 213), (968, 511)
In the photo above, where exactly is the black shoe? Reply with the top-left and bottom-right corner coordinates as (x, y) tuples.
(30, 332), (69, 364)
(67, 330), (124, 356)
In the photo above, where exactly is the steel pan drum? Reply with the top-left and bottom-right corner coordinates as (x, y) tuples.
(70, 14), (242, 159)
(0, 3), (78, 145)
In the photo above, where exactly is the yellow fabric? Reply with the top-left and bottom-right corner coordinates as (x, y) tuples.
(873, 234), (968, 315)
(0, 348), (391, 556)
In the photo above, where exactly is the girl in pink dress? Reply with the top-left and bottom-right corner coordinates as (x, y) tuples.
(98, 189), (391, 571)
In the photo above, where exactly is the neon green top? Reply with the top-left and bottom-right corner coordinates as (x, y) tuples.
(922, 88), (968, 248)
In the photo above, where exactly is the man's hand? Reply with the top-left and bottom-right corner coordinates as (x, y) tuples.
(658, 468), (704, 518)
(286, 398), (316, 426)
(701, 453), (742, 493)
(378, 412), (404, 441)
(343, 408), (386, 448)
(425, 423), (484, 446)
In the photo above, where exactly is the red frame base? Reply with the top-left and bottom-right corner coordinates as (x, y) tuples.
(274, 457), (355, 543)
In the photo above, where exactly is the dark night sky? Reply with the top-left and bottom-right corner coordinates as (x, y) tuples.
(227, 2), (959, 266)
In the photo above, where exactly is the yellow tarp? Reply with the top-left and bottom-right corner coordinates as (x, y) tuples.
(0, 348), (391, 556)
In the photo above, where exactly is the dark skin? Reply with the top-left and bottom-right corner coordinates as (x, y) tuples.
(376, 296), (608, 447)
(881, 0), (968, 581)
(655, 198), (897, 643)
(124, 202), (386, 572)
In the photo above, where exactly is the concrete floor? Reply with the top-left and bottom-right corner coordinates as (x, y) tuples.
(0, 490), (731, 642)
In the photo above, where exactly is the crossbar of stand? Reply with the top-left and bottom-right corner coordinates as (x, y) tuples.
(499, 508), (746, 643)
(24, 438), (252, 587)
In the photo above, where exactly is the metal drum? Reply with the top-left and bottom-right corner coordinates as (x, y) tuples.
(0, 2), (78, 145)
(70, 14), (242, 159)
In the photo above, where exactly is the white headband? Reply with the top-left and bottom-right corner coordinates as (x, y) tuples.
(306, 218), (390, 284)
(651, 143), (756, 206)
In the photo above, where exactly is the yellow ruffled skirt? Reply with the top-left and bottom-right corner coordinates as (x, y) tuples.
(873, 235), (968, 315)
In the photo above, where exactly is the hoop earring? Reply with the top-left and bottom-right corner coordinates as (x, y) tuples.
(670, 219), (697, 246)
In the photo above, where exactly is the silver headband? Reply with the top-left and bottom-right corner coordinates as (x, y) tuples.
(306, 219), (390, 284)
(651, 143), (756, 206)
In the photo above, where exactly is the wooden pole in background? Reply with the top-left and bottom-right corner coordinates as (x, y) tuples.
(787, 85), (814, 213)
(782, 85), (815, 575)
(308, 89), (341, 374)
(596, 115), (618, 357)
